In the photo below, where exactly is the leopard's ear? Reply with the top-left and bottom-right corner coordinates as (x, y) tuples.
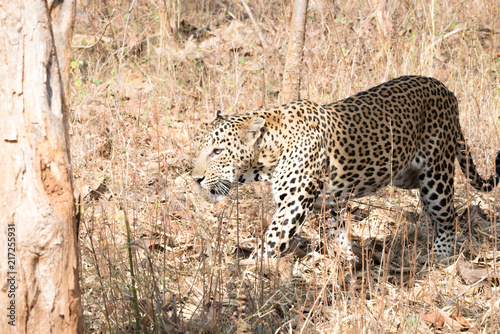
(245, 117), (265, 144)
(211, 110), (222, 122)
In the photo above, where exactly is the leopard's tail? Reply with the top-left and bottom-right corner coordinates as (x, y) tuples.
(456, 131), (500, 192)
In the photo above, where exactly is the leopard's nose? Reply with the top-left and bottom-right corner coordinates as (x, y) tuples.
(193, 176), (205, 184)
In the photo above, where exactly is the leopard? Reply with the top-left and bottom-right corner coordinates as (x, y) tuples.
(192, 75), (500, 259)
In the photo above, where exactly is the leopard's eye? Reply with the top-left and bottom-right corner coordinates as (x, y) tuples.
(211, 148), (223, 157)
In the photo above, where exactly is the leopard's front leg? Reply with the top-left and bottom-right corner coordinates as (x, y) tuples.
(262, 182), (319, 257)
(261, 137), (324, 258)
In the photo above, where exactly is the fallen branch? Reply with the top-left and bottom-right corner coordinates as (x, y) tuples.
(240, 0), (267, 48)
(448, 268), (498, 306)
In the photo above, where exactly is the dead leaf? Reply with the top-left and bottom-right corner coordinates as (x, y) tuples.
(139, 227), (178, 252)
(440, 311), (463, 331)
(456, 258), (498, 285)
(422, 310), (444, 329)
(190, 303), (218, 333)
(138, 299), (154, 327)
(240, 256), (294, 282)
(84, 178), (110, 202)
(453, 316), (470, 328)
(105, 304), (115, 316)
(469, 205), (491, 230)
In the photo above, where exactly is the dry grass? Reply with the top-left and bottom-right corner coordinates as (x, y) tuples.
(70, 0), (500, 332)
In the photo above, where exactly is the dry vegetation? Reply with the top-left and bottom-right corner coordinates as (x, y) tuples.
(70, 0), (500, 332)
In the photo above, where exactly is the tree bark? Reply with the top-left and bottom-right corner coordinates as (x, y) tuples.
(0, 0), (83, 333)
(281, 0), (309, 104)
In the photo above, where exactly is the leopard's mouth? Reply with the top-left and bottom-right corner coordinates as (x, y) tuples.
(207, 179), (232, 201)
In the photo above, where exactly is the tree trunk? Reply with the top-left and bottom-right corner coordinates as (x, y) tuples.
(0, 0), (83, 333)
(281, 0), (309, 104)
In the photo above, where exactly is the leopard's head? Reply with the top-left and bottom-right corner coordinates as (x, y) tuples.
(192, 111), (265, 201)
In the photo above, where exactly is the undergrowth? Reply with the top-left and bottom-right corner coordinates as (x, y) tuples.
(71, 0), (500, 332)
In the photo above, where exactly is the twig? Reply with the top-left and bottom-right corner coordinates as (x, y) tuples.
(426, 27), (466, 53)
(115, 0), (137, 111)
(448, 268), (497, 306)
(141, 239), (169, 329)
(72, 15), (119, 49)
(124, 209), (141, 333)
(240, 0), (267, 47)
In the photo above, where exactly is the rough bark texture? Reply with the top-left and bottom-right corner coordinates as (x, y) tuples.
(0, 0), (83, 333)
(281, 0), (309, 104)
